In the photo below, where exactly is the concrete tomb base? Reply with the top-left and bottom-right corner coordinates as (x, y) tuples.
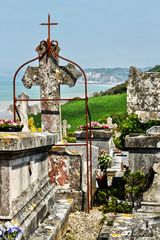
(48, 144), (98, 211)
(75, 130), (114, 154)
(125, 133), (160, 173)
(0, 132), (59, 238)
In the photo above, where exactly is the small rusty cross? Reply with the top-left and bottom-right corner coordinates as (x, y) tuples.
(40, 14), (58, 55)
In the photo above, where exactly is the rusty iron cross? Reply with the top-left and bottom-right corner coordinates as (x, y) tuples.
(40, 14), (58, 54)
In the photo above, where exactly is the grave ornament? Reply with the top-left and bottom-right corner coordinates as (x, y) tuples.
(22, 15), (81, 139)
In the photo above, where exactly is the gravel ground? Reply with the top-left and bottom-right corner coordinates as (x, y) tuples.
(62, 208), (103, 240)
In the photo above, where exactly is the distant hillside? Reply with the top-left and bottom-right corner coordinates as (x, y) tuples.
(93, 81), (127, 96)
(78, 68), (129, 85)
(78, 67), (150, 85)
(149, 65), (160, 72)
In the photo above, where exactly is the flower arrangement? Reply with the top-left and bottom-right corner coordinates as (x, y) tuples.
(0, 119), (23, 132)
(78, 121), (109, 130)
(0, 222), (23, 240)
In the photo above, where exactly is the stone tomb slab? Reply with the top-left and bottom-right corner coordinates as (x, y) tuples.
(125, 134), (160, 173)
(75, 130), (113, 153)
(0, 132), (58, 219)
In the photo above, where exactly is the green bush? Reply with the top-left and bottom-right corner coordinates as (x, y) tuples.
(94, 189), (109, 205)
(67, 132), (75, 137)
(149, 65), (160, 72)
(99, 81), (127, 96)
(113, 114), (160, 149)
(95, 170), (147, 213)
(101, 196), (132, 214)
(123, 170), (147, 207)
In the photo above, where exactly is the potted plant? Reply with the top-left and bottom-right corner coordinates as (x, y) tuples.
(0, 119), (23, 132)
(96, 150), (112, 189)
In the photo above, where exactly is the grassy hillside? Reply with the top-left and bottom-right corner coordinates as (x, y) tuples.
(62, 93), (127, 131)
(149, 65), (160, 72)
(93, 81), (127, 96)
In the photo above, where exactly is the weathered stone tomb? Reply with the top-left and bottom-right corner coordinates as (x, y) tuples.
(125, 129), (160, 174)
(127, 66), (160, 122)
(0, 132), (58, 236)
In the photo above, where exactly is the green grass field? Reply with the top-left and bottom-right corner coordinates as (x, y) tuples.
(61, 93), (127, 131)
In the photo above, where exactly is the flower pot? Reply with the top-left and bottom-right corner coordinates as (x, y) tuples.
(96, 174), (108, 189)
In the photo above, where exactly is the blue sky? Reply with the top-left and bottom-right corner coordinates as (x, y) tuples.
(0, 0), (160, 71)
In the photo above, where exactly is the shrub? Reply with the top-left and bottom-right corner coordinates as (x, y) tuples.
(123, 170), (147, 207)
(95, 82), (127, 96)
(94, 189), (109, 205)
(95, 170), (147, 214)
(101, 196), (132, 214)
(113, 114), (160, 149)
(98, 112), (128, 128)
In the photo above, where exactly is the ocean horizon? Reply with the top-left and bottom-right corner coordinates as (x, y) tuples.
(0, 80), (116, 111)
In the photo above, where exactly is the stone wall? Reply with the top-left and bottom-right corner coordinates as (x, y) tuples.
(127, 66), (160, 122)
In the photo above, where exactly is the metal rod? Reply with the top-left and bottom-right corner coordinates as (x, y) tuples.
(88, 111), (93, 207)
(58, 54), (91, 213)
(15, 98), (86, 102)
(40, 14), (58, 57)
(12, 40), (92, 213)
(48, 14), (50, 45)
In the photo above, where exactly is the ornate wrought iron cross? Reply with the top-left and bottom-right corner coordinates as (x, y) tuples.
(40, 14), (58, 55)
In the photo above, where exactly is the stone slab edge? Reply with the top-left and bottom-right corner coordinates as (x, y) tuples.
(0, 132), (58, 151)
(28, 199), (74, 240)
(125, 135), (160, 148)
(12, 179), (56, 221)
(19, 186), (59, 239)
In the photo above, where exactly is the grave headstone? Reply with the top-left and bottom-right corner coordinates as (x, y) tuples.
(18, 92), (30, 132)
(62, 119), (68, 138)
(22, 41), (81, 139)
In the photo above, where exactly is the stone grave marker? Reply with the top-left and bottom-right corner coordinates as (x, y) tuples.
(22, 41), (81, 139)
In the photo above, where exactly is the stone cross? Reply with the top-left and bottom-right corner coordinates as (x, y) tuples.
(107, 117), (113, 127)
(62, 119), (69, 138)
(22, 41), (81, 139)
(106, 116), (118, 130)
(18, 92), (30, 132)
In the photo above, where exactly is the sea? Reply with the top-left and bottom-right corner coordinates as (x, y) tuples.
(0, 77), (116, 113)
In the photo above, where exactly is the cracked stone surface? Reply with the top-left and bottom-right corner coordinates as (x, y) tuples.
(127, 66), (160, 122)
(22, 41), (81, 137)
